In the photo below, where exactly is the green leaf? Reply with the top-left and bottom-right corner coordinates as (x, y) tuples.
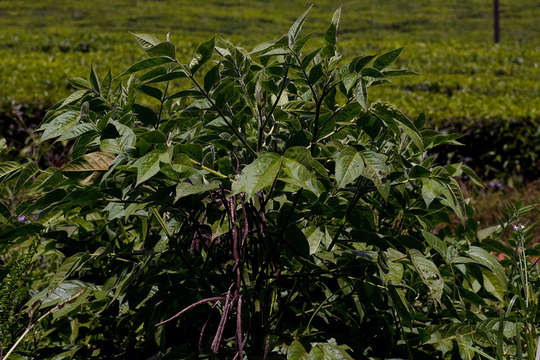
(281, 158), (325, 196)
(308, 63), (323, 84)
(133, 104), (158, 126)
(0, 161), (23, 181)
(130, 32), (160, 49)
(354, 78), (368, 111)
(288, 6), (312, 47)
(52, 290), (88, 320)
(477, 225), (501, 241)
(139, 66), (168, 82)
(421, 178), (445, 208)
(133, 150), (167, 185)
(294, 33), (312, 53)
(361, 67), (384, 78)
(102, 68), (112, 97)
(302, 226), (324, 255)
(308, 345), (325, 360)
(409, 165), (431, 179)
(101, 123), (120, 140)
(482, 270), (507, 303)
(48, 253), (89, 292)
(388, 286), (412, 327)
(360, 151), (388, 198)
(373, 48), (403, 70)
(167, 89), (201, 101)
(68, 77), (91, 89)
(122, 57), (175, 76)
(63, 152), (116, 172)
(140, 130), (167, 144)
(145, 70), (188, 84)
(465, 246), (507, 301)
(89, 65), (101, 94)
(371, 102), (423, 151)
(146, 41), (176, 59)
(334, 146), (364, 188)
(0, 223), (43, 242)
(288, 339), (308, 360)
(323, 7), (341, 56)
(137, 85), (163, 101)
(204, 64), (221, 92)
(381, 249), (405, 285)
(422, 231), (449, 263)
(439, 178), (466, 219)
(39, 110), (79, 142)
(99, 121), (136, 154)
(283, 146), (328, 181)
(232, 153), (282, 197)
(462, 164), (484, 188)
(190, 38), (215, 74)
(59, 89), (89, 109)
(175, 180), (220, 202)
(311, 341), (354, 360)
(302, 48), (321, 69)
(409, 249), (444, 304)
(421, 174), (465, 219)
(285, 224), (310, 257)
(250, 39), (280, 54)
(349, 55), (375, 73)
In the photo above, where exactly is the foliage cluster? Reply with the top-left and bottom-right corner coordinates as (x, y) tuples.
(0, 8), (539, 360)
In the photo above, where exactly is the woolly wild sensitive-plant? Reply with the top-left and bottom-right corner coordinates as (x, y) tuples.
(0, 7), (538, 359)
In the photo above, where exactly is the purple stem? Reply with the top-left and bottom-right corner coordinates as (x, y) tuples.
(211, 284), (236, 353)
(155, 296), (224, 327)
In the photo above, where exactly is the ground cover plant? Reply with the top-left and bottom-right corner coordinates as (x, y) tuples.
(1, 7), (539, 360)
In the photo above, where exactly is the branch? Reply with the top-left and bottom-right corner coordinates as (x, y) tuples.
(4, 290), (84, 360)
(155, 296), (225, 327)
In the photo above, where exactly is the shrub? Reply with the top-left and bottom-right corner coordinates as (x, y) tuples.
(0, 8), (538, 359)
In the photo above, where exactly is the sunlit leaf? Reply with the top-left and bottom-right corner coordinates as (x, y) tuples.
(373, 48), (403, 70)
(232, 153), (282, 197)
(63, 152), (116, 172)
(409, 249), (444, 304)
(334, 146), (364, 188)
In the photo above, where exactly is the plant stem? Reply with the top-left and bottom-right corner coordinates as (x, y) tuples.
(189, 158), (228, 178)
(156, 80), (169, 128)
(4, 291), (84, 360)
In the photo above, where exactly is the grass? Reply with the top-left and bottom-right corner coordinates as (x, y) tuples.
(1, 0), (540, 129)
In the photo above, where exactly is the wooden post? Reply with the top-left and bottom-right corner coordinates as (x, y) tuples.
(494, 0), (500, 43)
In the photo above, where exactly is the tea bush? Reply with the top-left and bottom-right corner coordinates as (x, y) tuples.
(1, 8), (538, 359)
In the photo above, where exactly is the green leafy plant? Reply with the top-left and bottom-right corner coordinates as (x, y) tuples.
(0, 7), (538, 359)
